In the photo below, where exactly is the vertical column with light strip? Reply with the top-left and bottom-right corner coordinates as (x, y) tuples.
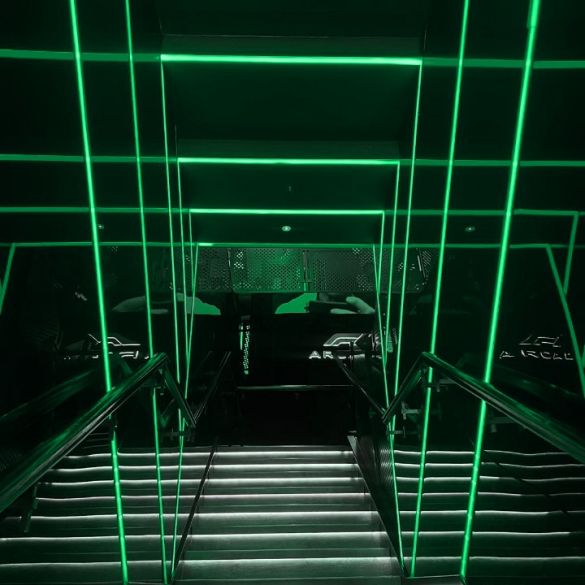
(123, 2), (166, 581)
(460, 1), (542, 577)
(68, 1), (128, 583)
(410, 0), (470, 575)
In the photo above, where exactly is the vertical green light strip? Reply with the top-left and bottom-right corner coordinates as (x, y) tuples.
(411, 2), (470, 575)
(460, 1), (541, 578)
(372, 244), (405, 571)
(160, 61), (181, 382)
(563, 214), (579, 294)
(376, 212), (386, 296)
(0, 244), (16, 315)
(68, 0), (112, 393)
(384, 166), (401, 354)
(172, 216), (200, 573)
(394, 64), (423, 397)
(177, 162), (189, 378)
(69, 4), (127, 582)
(151, 389), (168, 584)
(546, 247), (585, 396)
(109, 435), (129, 584)
(124, 0), (153, 357)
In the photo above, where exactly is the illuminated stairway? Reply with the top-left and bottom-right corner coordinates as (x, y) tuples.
(396, 447), (585, 583)
(0, 445), (401, 584)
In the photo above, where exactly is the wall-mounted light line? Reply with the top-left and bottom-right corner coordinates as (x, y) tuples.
(411, 1), (470, 575)
(460, 0), (541, 578)
(172, 228), (199, 573)
(188, 208), (384, 216)
(563, 215), (579, 294)
(383, 166), (401, 354)
(176, 161), (189, 379)
(124, 0), (153, 358)
(546, 247), (585, 397)
(0, 244), (16, 315)
(161, 54), (421, 66)
(160, 62), (181, 382)
(68, 1), (127, 582)
(151, 388), (168, 584)
(394, 64), (423, 398)
(178, 157), (400, 166)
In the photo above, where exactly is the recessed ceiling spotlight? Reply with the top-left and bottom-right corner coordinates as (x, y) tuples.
(464, 225), (476, 233)
(281, 225), (292, 232)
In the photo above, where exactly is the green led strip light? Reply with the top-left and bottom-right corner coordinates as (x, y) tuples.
(371, 243), (405, 573)
(177, 162), (189, 380)
(393, 65), (423, 398)
(151, 388), (168, 584)
(172, 237), (200, 575)
(0, 244), (16, 315)
(123, 2), (164, 580)
(68, 1), (128, 582)
(460, 1), (541, 578)
(161, 54), (421, 66)
(178, 157), (400, 165)
(563, 215), (579, 294)
(2, 48), (585, 70)
(189, 208), (384, 216)
(3, 153), (585, 167)
(411, 1), (470, 575)
(546, 247), (585, 396)
(383, 168), (401, 355)
(0, 207), (580, 219)
(124, 0), (154, 360)
(160, 62), (181, 383)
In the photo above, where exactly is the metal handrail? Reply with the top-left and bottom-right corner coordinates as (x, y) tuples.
(337, 350), (585, 465)
(0, 352), (195, 514)
(171, 352), (232, 582)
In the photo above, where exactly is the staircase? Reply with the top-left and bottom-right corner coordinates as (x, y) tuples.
(0, 443), (401, 584)
(395, 447), (585, 583)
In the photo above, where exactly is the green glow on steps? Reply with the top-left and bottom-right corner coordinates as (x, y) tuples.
(461, 1), (541, 578)
(412, 1), (470, 576)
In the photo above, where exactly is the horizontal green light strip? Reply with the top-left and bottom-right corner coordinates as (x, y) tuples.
(6, 241), (568, 250)
(188, 208), (382, 216)
(0, 207), (578, 218)
(0, 49), (158, 62)
(162, 54), (421, 66)
(177, 157), (399, 165)
(3, 154), (585, 168)
(3, 49), (585, 70)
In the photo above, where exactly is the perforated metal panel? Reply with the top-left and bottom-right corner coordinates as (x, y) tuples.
(196, 248), (232, 292)
(380, 247), (437, 293)
(307, 248), (376, 292)
(230, 248), (305, 293)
